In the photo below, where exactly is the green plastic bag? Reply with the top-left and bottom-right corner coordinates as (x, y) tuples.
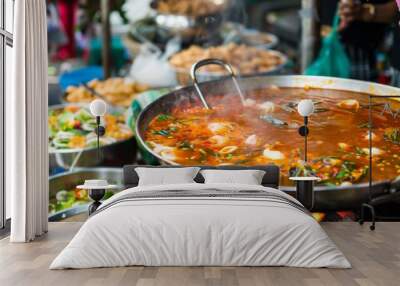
(305, 14), (350, 78)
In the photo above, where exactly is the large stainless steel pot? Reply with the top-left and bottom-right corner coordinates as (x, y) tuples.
(48, 167), (123, 221)
(49, 104), (137, 170)
(135, 74), (400, 211)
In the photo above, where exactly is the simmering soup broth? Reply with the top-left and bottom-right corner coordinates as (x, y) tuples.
(144, 87), (400, 186)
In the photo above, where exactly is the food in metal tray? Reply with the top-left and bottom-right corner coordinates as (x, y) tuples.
(65, 78), (149, 108)
(48, 105), (132, 151)
(169, 43), (285, 75)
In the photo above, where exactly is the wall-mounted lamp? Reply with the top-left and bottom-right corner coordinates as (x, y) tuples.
(90, 99), (107, 161)
(297, 99), (314, 162)
(291, 99), (317, 211)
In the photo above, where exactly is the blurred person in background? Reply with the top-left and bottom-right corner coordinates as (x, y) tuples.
(337, 0), (399, 84)
(55, 0), (79, 60)
(338, 0), (397, 81)
(47, 0), (67, 60)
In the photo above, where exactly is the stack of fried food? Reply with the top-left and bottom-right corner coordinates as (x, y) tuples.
(169, 43), (285, 75)
(65, 78), (149, 108)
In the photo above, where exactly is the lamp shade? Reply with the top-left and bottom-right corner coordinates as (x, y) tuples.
(90, 99), (107, 117)
(297, 99), (314, 117)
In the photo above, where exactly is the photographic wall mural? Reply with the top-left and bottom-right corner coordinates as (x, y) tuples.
(43, 0), (400, 224)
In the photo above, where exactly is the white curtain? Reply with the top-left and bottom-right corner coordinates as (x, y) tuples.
(8, 0), (48, 242)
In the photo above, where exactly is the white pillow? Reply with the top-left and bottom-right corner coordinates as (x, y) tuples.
(200, 169), (266, 185)
(135, 167), (201, 186)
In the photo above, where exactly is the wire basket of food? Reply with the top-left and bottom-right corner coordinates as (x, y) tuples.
(63, 78), (149, 108)
(169, 43), (289, 85)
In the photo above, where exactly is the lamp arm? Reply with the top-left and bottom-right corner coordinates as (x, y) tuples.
(97, 117), (100, 162)
(94, 116), (106, 162)
(304, 116), (308, 163)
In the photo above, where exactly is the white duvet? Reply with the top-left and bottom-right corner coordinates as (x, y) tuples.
(50, 183), (351, 269)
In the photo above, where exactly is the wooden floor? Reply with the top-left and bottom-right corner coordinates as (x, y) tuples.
(0, 222), (399, 286)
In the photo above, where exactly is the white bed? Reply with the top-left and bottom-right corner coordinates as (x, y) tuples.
(50, 182), (350, 269)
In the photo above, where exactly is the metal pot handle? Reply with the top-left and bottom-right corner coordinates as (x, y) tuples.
(190, 58), (246, 109)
